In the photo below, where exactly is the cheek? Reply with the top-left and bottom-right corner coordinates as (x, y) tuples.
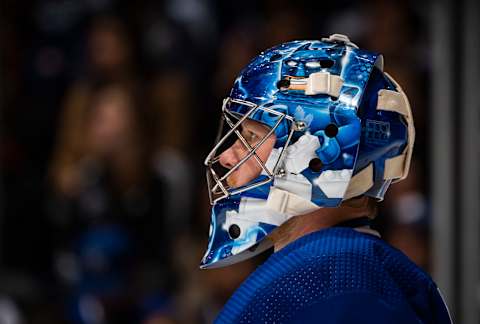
(239, 136), (275, 175)
(226, 134), (276, 187)
(256, 136), (276, 163)
(235, 159), (262, 185)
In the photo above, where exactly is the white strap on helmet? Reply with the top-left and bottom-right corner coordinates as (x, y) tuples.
(266, 187), (319, 216)
(344, 163), (374, 200)
(234, 197), (288, 226)
(377, 73), (415, 182)
(305, 72), (344, 97)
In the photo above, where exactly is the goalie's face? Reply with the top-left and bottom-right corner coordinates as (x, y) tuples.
(205, 98), (290, 205)
(218, 119), (276, 188)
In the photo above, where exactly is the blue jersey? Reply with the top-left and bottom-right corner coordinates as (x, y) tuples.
(215, 227), (452, 324)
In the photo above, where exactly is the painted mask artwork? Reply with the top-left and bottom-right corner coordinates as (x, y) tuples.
(201, 34), (414, 269)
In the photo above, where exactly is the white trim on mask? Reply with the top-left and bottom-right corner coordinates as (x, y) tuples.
(283, 134), (321, 173)
(313, 169), (353, 198)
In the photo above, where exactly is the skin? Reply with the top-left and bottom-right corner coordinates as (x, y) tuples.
(219, 119), (276, 188)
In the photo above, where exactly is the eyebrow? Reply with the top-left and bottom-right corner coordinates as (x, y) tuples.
(244, 120), (270, 135)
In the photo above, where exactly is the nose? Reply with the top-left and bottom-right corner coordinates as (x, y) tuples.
(219, 140), (243, 169)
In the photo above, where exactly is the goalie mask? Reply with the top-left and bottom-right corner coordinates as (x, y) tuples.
(201, 34), (415, 269)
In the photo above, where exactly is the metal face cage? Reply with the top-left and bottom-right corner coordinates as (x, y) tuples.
(205, 98), (295, 205)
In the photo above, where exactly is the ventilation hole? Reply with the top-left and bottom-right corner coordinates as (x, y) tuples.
(228, 224), (241, 239)
(270, 53), (282, 62)
(320, 59), (335, 68)
(308, 158), (323, 172)
(276, 79), (290, 90)
(325, 123), (338, 137)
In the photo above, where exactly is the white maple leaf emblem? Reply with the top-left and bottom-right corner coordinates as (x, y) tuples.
(294, 105), (313, 127)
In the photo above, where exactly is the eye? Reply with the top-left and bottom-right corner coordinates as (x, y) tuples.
(247, 132), (258, 143)
(286, 60), (298, 67)
(305, 61), (321, 68)
(241, 129), (259, 144)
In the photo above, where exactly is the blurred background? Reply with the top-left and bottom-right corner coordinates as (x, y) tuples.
(0, 0), (478, 323)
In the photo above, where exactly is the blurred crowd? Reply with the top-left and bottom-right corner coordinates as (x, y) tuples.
(0, 0), (431, 323)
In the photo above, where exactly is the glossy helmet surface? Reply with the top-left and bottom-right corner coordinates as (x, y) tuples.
(201, 34), (414, 269)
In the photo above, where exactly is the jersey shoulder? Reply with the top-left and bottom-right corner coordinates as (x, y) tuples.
(215, 227), (451, 324)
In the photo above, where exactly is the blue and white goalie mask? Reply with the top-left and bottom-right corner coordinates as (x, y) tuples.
(201, 34), (415, 269)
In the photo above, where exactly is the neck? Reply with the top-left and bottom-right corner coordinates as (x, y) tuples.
(269, 196), (374, 252)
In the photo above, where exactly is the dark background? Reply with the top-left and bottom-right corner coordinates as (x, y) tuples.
(0, 0), (478, 323)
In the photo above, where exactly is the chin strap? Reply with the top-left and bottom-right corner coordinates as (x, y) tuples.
(266, 187), (320, 216)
